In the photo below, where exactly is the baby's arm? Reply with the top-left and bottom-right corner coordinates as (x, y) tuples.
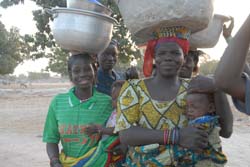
(85, 124), (115, 136)
(100, 127), (115, 136)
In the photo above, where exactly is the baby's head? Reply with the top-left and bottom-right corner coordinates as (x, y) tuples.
(186, 93), (215, 120)
(111, 80), (125, 108)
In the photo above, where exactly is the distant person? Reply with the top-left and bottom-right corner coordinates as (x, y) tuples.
(179, 50), (204, 78)
(96, 40), (122, 96)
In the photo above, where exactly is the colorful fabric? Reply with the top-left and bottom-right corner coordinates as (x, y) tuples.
(232, 72), (250, 115)
(96, 68), (121, 96)
(59, 136), (123, 167)
(106, 109), (117, 128)
(43, 87), (113, 158)
(114, 79), (190, 166)
(174, 116), (227, 167)
(189, 115), (219, 125)
(152, 26), (191, 40)
(143, 27), (191, 77)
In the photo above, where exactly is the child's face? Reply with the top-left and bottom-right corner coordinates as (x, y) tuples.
(98, 45), (117, 71)
(179, 55), (195, 78)
(111, 87), (120, 108)
(70, 59), (95, 89)
(186, 93), (214, 120)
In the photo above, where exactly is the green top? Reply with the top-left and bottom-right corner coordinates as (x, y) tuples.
(43, 87), (113, 158)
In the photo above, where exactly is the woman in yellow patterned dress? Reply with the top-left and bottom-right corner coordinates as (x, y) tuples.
(114, 27), (218, 167)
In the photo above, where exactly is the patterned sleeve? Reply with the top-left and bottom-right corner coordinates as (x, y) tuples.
(114, 80), (140, 133)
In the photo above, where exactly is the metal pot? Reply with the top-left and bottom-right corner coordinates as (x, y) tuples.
(67, 0), (112, 16)
(190, 14), (230, 48)
(46, 8), (117, 54)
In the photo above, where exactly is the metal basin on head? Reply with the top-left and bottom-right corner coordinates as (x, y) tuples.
(67, 0), (112, 16)
(190, 14), (231, 48)
(47, 8), (117, 54)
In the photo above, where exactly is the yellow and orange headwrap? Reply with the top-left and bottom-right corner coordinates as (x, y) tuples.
(143, 26), (191, 77)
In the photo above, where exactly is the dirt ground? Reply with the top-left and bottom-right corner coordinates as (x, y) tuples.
(0, 83), (250, 167)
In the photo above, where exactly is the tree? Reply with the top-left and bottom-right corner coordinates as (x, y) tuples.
(28, 71), (50, 80)
(199, 60), (219, 76)
(1, 0), (142, 75)
(0, 0), (24, 8)
(0, 21), (28, 75)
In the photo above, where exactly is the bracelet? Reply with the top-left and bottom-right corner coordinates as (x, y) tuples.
(163, 130), (167, 145)
(163, 129), (170, 145)
(163, 128), (180, 145)
(167, 129), (171, 144)
(173, 129), (176, 144)
(176, 128), (180, 144)
(171, 128), (180, 145)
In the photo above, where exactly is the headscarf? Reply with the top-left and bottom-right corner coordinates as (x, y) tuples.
(143, 26), (191, 77)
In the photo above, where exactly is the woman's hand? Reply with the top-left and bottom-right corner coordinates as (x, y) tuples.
(85, 124), (102, 136)
(188, 75), (217, 94)
(223, 16), (234, 39)
(106, 143), (127, 156)
(178, 125), (209, 152)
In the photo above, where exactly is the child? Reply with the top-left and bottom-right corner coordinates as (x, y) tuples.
(43, 53), (114, 167)
(85, 80), (126, 155)
(179, 50), (203, 79)
(176, 92), (227, 167)
(96, 40), (122, 96)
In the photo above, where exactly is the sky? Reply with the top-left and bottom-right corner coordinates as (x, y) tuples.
(0, 0), (249, 75)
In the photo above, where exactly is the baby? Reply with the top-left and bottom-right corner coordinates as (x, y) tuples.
(176, 93), (227, 166)
(85, 80), (126, 155)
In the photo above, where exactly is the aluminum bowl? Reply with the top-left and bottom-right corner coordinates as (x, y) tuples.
(47, 8), (117, 54)
(67, 0), (112, 16)
(190, 14), (230, 48)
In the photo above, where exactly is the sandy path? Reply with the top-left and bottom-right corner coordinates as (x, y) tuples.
(0, 86), (250, 167)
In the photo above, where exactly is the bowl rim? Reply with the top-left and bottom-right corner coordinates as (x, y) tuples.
(213, 14), (230, 22)
(67, 0), (113, 16)
(51, 7), (118, 24)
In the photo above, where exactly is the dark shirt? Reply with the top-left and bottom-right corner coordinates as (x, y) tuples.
(96, 68), (121, 96)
